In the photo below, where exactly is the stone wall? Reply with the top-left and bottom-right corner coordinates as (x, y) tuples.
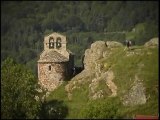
(38, 32), (74, 91)
(38, 62), (68, 91)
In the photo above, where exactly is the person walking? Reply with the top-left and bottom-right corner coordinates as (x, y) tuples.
(124, 40), (132, 51)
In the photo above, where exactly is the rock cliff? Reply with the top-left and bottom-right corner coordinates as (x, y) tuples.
(65, 41), (123, 101)
(65, 38), (158, 106)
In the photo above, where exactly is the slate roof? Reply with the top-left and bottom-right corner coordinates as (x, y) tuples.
(38, 50), (69, 63)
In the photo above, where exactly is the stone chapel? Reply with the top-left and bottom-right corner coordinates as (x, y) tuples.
(38, 32), (74, 91)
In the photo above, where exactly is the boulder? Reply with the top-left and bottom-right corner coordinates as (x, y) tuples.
(83, 41), (123, 70)
(106, 41), (123, 48)
(122, 75), (146, 106)
(144, 37), (158, 47)
(83, 41), (107, 70)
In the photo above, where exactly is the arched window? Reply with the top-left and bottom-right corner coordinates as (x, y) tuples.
(49, 37), (54, 49)
(56, 37), (62, 49)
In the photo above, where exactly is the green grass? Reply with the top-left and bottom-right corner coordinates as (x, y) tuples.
(46, 45), (158, 118)
(46, 81), (68, 102)
(107, 46), (158, 117)
(99, 46), (158, 117)
(96, 79), (112, 97)
(65, 79), (90, 118)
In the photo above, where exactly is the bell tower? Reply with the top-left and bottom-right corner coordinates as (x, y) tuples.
(38, 32), (74, 91)
(43, 32), (69, 59)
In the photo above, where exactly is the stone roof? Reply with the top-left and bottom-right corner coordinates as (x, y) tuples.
(38, 50), (69, 63)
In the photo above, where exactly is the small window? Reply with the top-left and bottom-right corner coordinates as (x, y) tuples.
(49, 37), (54, 49)
(49, 65), (51, 71)
(56, 37), (62, 49)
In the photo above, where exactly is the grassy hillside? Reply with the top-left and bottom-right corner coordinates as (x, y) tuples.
(45, 45), (158, 119)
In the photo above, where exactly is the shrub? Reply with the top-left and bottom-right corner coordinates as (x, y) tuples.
(79, 97), (122, 119)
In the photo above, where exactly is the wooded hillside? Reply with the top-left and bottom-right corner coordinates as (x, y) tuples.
(1, 1), (158, 75)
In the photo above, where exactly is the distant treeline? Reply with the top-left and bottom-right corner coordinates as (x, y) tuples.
(1, 1), (158, 75)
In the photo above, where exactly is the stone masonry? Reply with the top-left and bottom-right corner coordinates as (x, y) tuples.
(38, 32), (74, 91)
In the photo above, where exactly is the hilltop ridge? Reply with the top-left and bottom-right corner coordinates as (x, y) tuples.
(47, 37), (158, 118)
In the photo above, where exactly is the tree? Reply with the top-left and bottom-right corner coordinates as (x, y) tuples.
(1, 57), (41, 119)
(65, 15), (85, 31)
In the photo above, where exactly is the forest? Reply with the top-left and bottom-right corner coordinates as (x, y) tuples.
(1, 1), (158, 76)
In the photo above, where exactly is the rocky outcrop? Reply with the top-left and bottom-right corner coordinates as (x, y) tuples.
(65, 41), (122, 100)
(64, 39), (154, 107)
(65, 69), (94, 100)
(105, 71), (117, 97)
(105, 41), (123, 48)
(144, 37), (158, 47)
(83, 41), (123, 70)
(122, 75), (146, 106)
(88, 70), (117, 100)
(83, 41), (107, 70)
